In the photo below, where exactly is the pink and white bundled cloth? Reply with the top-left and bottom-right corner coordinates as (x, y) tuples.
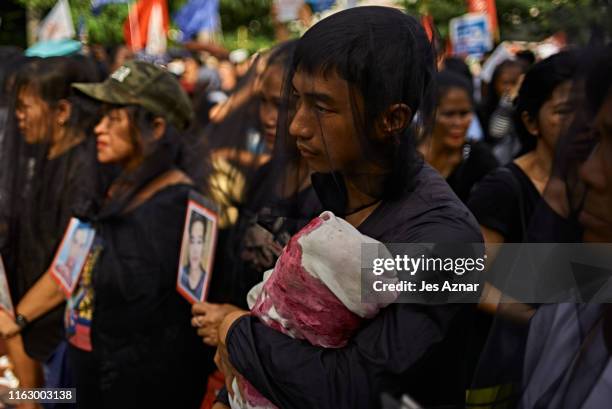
(229, 211), (398, 409)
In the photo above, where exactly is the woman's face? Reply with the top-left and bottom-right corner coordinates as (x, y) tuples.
(433, 87), (473, 150)
(94, 108), (136, 166)
(189, 220), (205, 270)
(536, 81), (574, 150)
(259, 64), (284, 151)
(15, 86), (50, 144)
(579, 93), (612, 242)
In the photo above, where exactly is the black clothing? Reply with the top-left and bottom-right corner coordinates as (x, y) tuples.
(17, 140), (97, 361)
(222, 164), (483, 408)
(446, 141), (499, 203)
(526, 200), (583, 243)
(468, 162), (540, 242)
(72, 183), (206, 408)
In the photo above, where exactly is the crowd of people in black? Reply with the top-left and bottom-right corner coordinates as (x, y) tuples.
(0, 5), (611, 409)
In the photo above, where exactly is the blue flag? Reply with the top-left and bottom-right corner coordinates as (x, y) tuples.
(174, 0), (220, 42)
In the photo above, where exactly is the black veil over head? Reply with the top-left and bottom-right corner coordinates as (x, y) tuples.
(204, 40), (325, 306)
(0, 55), (102, 360)
(275, 6), (436, 216)
(469, 44), (612, 409)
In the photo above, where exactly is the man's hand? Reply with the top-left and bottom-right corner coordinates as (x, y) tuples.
(0, 310), (20, 339)
(191, 303), (243, 346)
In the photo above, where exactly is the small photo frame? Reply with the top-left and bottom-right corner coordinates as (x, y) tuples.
(0, 256), (15, 317)
(50, 218), (96, 297)
(177, 192), (219, 304)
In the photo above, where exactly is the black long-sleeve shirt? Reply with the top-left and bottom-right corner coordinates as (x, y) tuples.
(220, 164), (483, 408)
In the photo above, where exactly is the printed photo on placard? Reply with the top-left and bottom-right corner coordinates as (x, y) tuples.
(50, 218), (96, 297)
(177, 193), (218, 304)
(0, 257), (15, 317)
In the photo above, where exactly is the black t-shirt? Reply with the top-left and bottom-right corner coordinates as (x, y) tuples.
(80, 184), (207, 408)
(222, 164), (483, 409)
(527, 200), (583, 243)
(17, 140), (97, 361)
(447, 141), (499, 203)
(468, 162), (541, 242)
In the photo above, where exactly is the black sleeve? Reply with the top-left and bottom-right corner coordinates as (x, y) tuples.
(227, 304), (461, 409)
(215, 387), (230, 405)
(467, 169), (519, 239)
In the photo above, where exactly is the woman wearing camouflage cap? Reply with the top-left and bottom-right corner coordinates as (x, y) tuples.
(0, 61), (209, 408)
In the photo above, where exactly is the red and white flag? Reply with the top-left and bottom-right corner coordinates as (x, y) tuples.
(123, 0), (169, 54)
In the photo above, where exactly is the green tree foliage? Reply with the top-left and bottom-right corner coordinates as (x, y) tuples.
(219, 0), (274, 52)
(219, 0), (273, 36)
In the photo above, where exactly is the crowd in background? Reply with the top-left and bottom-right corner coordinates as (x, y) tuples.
(0, 5), (611, 409)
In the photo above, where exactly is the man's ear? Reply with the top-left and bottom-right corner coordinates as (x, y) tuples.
(521, 111), (539, 136)
(152, 117), (167, 141)
(377, 103), (412, 141)
(56, 99), (72, 126)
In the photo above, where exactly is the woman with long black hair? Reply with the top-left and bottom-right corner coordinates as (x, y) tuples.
(192, 40), (321, 344)
(0, 56), (100, 396)
(469, 51), (579, 244)
(211, 7), (483, 409)
(0, 61), (208, 408)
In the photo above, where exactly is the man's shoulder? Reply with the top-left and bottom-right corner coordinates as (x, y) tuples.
(366, 164), (482, 243)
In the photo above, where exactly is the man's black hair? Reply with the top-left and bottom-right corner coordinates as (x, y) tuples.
(286, 6), (436, 199)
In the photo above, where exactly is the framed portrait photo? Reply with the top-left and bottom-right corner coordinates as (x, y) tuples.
(50, 218), (96, 297)
(0, 256), (15, 317)
(177, 192), (219, 304)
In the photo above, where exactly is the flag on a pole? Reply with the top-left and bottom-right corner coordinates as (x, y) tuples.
(123, 0), (169, 54)
(174, 0), (220, 42)
(145, 0), (167, 55)
(38, 0), (76, 42)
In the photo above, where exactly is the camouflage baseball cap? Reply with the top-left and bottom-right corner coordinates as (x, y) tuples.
(72, 60), (193, 130)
